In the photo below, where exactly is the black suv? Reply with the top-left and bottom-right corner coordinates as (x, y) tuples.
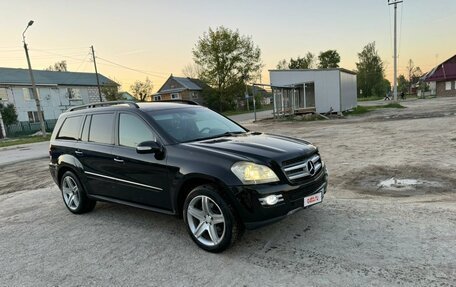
(49, 101), (327, 252)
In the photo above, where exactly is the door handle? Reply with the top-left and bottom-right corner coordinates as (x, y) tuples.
(114, 158), (124, 163)
(75, 150), (83, 156)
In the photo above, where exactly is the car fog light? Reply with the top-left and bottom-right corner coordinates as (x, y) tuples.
(259, 194), (284, 206)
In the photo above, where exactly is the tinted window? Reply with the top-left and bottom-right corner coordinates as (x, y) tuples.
(119, 113), (156, 148)
(57, 116), (83, 140)
(81, 115), (91, 142)
(148, 107), (245, 142)
(89, 113), (114, 144)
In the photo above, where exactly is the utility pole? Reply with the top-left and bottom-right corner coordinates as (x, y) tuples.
(90, 45), (103, 102)
(388, 0), (403, 102)
(253, 84), (257, 122)
(23, 20), (46, 137)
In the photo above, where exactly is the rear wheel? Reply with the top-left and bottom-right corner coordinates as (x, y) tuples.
(183, 185), (242, 252)
(60, 171), (96, 214)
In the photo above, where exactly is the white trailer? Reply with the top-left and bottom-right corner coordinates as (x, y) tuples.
(269, 68), (357, 115)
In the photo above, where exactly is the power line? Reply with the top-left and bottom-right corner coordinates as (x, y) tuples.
(387, 4), (393, 55)
(33, 46), (89, 51)
(96, 61), (167, 81)
(398, 2), (404, 58)
(29, 48), (88, 62)
(96, 56), (168, 78)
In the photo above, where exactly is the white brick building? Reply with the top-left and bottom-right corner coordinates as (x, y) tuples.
(0, 67), (117, 122)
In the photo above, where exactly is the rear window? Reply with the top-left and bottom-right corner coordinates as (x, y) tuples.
(89, 113), (114, 144)
(57, 116), (83, 140)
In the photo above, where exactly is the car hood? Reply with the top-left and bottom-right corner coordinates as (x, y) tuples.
(181, 133), (317, 164)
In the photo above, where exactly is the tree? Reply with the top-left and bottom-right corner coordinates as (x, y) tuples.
(182, 63), (203, 78)
(397, 74), (408, 93)
(101, 85), (121, 101)
(193, 26), (262, 111)
(276, 59), (288, 69)
(318, 50), (340, 68)
(406, 59), (423, 94)
(0, 103), (18, 125)
(288, 52), (316, 69)
(130, 78), (153, 102)
(383, 79), (391, 94)
(356, 42), (387, 98)
(45, 60), (67, 72)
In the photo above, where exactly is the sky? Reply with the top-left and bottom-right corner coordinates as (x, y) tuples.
(1, 0), (455, 93)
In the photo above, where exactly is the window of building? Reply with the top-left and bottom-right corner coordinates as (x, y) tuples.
(445, 81), (452, 90)
(171, 93), (181, 99)
(27, 111), (45, 123)
(190, 92), (198, 100)
(0, 88), (8, 101)
(118, 113), (156, 148)
(88, 113), (114, 144)
(153, 95), (162, 101)
(23, 88), (39, 101)
(57, 116), (83, 140)
(68, 88), (81, 99)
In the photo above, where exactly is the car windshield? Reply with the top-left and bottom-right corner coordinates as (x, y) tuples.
(147, 107), (247, 143)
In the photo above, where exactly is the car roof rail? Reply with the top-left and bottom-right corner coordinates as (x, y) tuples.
(66, 101), (140, 112)
(154, 99), (199, 105)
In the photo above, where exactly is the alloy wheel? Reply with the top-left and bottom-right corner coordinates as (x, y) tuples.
(62, 176), (80, 211)
(186, 195), (226, 247)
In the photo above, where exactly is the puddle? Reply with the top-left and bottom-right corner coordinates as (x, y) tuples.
(378, 178), (419, 188)
(378, 177), (443, 191)
(344, 165), (455, 197)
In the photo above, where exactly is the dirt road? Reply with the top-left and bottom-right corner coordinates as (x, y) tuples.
(0, 97), (455, 286)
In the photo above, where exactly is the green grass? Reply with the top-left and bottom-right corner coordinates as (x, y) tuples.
(0, 134), (51, 148)
(345, 103), (405, 116)
(222, 104), (273, 116)
(358, 96), (385, 102)
(358, 95), (417, 101)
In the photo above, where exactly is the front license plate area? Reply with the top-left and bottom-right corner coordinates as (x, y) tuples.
(304, 192), (322, 207)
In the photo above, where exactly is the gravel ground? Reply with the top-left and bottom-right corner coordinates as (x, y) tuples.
(0, 97), (455, 286)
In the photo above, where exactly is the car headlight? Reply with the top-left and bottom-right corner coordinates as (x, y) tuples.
(231, 162), (279, 184)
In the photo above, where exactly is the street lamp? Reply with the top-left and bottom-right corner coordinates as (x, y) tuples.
(22, 20), (47, 137)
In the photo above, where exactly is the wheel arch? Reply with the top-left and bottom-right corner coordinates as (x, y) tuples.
(175, 174), (233, 218)
(56, 154), (85, 189)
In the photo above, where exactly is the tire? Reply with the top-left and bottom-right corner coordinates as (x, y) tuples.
(183, 185), (243, 253)
(60, 171), (96, 214)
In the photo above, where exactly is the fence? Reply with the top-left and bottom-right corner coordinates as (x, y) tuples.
(6, 119), (58, 137)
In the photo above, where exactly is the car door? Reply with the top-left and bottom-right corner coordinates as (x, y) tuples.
(76, 113), (117, 198)
(110, 112), (171, 210)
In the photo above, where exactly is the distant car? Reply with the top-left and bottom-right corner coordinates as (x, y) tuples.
(49, 101), (328, 252)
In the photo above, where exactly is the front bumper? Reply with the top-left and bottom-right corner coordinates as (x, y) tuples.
(229, 165), (328, 230)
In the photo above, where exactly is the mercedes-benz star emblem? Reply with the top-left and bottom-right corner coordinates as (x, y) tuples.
(307, 160), (316, 175)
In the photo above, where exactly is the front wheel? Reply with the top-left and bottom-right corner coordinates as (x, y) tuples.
(183, 185), (242, 253)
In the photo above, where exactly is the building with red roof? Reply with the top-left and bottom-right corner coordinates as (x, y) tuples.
(423, 55), (456, 97)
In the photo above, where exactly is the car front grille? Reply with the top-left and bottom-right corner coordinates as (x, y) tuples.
(282, 154), (322, 183)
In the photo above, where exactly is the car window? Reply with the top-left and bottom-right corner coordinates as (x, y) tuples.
(148, 107), (245, 142)
(89, 113), (114, 144)
(80, 115), (91, 142)
(57, 116), (83, 140)
(118, 113), (156, 148)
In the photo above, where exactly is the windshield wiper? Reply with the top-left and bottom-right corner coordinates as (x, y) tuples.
(214, 131), (246, 138)
(183, 131), (246, 143)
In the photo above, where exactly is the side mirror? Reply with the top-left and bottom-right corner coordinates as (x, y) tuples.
(136, 141), (164, 155)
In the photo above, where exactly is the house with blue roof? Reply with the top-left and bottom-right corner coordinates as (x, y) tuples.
(152, 75), (209, 105)
(0, 67), (118, 122)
